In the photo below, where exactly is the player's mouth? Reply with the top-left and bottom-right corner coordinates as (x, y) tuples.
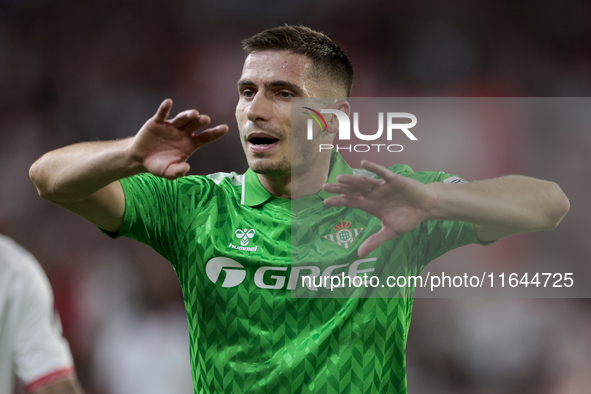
(248, 133), (280, 153)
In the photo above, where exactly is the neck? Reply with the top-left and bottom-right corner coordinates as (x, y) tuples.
(258, 174), (292, 199)
(258, 157), (332, 200)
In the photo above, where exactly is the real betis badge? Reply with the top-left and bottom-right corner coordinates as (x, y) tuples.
(323, 220), (364, 249)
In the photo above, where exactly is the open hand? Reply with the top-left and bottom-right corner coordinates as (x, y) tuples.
(130, 99), (229, 179)
(323, 160), (437, 258)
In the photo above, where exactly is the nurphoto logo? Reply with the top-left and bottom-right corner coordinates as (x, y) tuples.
(303, 107), (418, 153)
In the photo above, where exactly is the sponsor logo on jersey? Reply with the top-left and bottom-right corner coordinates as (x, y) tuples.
(322, 220), (364, 249)
(206, 257), (247, 287)
(204, 256), (376, 290)
(229, 228), (257, 252)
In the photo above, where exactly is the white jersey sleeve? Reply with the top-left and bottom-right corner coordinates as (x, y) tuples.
(0, 235), (74, 393)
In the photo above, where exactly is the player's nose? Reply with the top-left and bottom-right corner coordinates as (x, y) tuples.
(246, 91), (272, 123)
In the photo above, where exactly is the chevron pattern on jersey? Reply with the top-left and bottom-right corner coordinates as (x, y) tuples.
(115, 158), (482, 394)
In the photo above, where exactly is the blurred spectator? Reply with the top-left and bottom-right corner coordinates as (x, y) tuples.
(0, 234), (83, 394)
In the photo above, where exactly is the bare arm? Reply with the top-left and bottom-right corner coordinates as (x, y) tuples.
(29, 100), (228, 232)
(323, 160), (570, 258)
(29, 138), (138, 232)
(426, 175), (570, 242)
(33, 377), (84, 394)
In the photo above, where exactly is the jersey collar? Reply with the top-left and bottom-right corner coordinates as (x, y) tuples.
(241, 150), (353, 206)
(242, 168), (274, 206)
(317, 150), (353, 200)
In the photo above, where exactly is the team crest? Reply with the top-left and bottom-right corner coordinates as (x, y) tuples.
(322, 220), (364, 250)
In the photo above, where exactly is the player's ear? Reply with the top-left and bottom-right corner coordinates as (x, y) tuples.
(335, 99), (350, 117)
(325, 99), (350, 136)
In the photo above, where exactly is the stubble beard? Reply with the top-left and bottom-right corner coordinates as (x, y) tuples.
(241, 124), (295, 177)
(249, 156), (291, 177)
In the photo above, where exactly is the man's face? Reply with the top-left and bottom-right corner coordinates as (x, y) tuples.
(236, 50), (328, 177)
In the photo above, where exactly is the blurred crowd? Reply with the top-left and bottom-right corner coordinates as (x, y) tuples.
(1, 0), (590, 393)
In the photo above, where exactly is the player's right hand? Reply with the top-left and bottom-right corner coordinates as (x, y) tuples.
(129, 99), (229, 180)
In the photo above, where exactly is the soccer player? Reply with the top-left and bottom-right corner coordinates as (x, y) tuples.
(0, 234), (84, 394)
(29, 26), (569, 394)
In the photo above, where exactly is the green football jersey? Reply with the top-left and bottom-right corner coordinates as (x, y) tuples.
(112, 151), (484, 394)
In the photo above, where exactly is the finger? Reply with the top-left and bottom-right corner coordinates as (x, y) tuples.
(154, 99), (173, 123)
(163, 162), (190, 180)
(323, 195), (368, 210)
(170, 110), (202, 129)
(358, 227), (398, 258)
(335, 174), (385, 188)
(322, 183), (371, 196)
(360, 160), (397, 182)
(179, 114), (212, 134)
(192, 125), (229, 146)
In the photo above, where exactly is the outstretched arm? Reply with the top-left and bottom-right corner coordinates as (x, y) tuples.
(29, 99), (228, 232)
(323, 160), (570, 258)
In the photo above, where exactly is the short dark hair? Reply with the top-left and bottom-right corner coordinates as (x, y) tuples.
(242, 25), (354, 97)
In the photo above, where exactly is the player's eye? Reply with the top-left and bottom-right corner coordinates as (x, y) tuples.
(279, 91), (293, 98)
(242, 90), (255, 98)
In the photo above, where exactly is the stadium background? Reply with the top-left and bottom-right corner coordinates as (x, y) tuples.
(1, 0), (590, 392)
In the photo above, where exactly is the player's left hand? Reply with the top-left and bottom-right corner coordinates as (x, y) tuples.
(323, 160), (437, 258)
